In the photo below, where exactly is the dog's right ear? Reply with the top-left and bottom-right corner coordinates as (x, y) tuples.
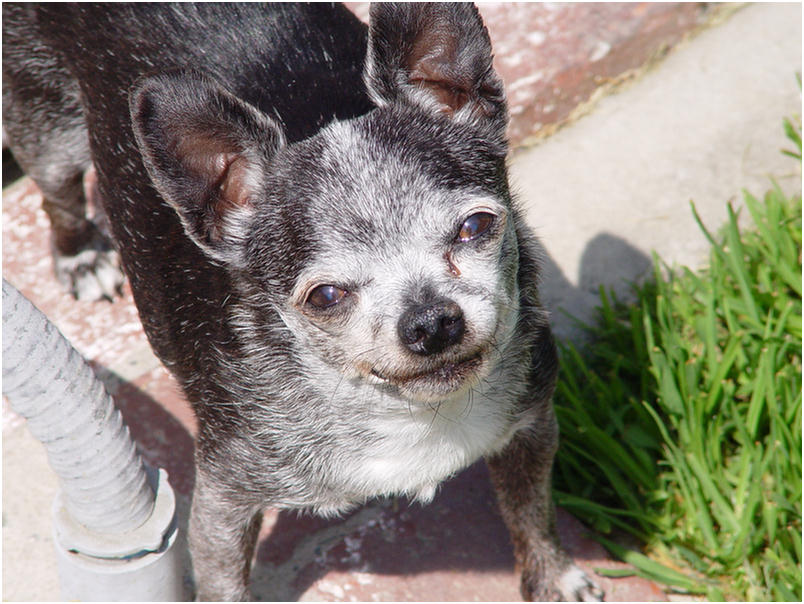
(130, 71), (284, 267)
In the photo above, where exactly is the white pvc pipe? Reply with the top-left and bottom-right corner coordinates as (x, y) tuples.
(2, 279), (185, 601)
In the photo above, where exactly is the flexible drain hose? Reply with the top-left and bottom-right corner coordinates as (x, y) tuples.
(2, 279), (183, 601)
(2, 278), (154, 532)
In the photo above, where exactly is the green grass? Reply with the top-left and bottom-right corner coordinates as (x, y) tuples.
(552, 121), (802, 600)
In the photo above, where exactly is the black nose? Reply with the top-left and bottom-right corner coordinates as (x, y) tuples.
(397, 298), (465, 356)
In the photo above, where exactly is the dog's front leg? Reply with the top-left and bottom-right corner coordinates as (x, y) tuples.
(486, 418), (604, 602)
(189, 471), (263, 601)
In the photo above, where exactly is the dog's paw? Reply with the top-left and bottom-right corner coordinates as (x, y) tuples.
(557, 565), (604, 601)
(521, 563), (604, 602)
(54, 244), (125, 301)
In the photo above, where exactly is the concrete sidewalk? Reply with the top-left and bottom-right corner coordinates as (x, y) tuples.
(2, 2), (801, 601)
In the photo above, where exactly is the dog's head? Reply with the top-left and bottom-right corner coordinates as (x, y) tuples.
(131, 4), (524, 404)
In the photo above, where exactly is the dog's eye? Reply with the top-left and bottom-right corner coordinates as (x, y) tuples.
(306, 284), (348, 309)
(457, 212), (495, 242)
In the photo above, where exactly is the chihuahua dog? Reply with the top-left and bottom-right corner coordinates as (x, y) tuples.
(3, 3), (602, 601)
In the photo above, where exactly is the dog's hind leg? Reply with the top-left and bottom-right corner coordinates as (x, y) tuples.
(39, 159), (124, 302)
(2, 3), (124, 300)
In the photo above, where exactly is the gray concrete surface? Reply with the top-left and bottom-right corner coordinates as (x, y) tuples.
(3, 2), (801, 601)
(512, 2), (802, 341)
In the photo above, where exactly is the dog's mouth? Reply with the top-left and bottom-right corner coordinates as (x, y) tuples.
(368, 349), (487, 400)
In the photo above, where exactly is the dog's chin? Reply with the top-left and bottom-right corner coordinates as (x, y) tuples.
(368, 350), (489, 404)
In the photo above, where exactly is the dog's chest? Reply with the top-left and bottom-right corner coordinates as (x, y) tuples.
(333, 386), (527, 504)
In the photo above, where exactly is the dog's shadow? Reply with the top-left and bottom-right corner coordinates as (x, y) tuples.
(248, 233), (652, 601)
(539, 232), (654, 344)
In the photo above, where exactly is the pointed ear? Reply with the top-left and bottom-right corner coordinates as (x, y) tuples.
(130, 71), (284, 266)
(364, 3), (507, 139)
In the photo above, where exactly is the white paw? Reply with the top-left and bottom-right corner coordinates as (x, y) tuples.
(55, 246), (125, 301)
(559, 565), (604, 601)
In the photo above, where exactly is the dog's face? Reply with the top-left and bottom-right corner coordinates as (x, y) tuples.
(130, 4), (517, 403)
(272, 109), (521, 403)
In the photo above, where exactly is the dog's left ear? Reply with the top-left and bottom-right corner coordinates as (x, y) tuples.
(364, 2), (507, 140)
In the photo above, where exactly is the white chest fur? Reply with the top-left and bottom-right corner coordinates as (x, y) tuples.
(336, 377), (532, 504)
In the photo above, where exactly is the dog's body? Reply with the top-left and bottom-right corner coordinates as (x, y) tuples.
(3, 3), (602, 601)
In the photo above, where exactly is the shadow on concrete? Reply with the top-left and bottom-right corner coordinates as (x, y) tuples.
(540, 232), (653, 344)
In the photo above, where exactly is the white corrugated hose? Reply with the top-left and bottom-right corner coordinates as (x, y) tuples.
(2, 278), (185, 601)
